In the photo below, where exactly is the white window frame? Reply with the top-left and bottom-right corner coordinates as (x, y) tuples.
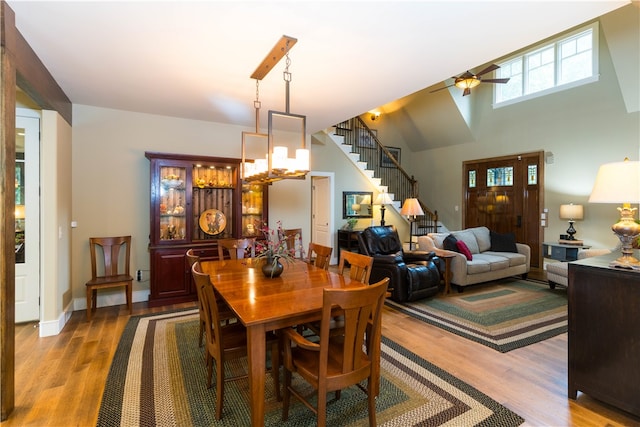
(494, 22), (599, 108)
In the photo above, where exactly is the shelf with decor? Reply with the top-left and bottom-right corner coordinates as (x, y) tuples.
(145, 152), (268, 306)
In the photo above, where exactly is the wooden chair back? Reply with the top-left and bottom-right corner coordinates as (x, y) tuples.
(338, 251), (373, 284)
(217, 238), (255, 260)
(282, 277), (389, 426)
(85, 236), (133, 320)
(284, 228), (304, 258)
(186, 248), (199, 267)
(307, 242), (332, 270)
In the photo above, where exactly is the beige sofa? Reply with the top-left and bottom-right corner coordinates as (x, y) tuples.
(546, 248), (612, 288)
(417, 226), (530, 290)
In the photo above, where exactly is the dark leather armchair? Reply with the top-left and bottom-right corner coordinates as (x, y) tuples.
(358, 226), (440, 302)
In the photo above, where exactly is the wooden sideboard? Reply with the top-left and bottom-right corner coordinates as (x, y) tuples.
(567, 251), (640, 417)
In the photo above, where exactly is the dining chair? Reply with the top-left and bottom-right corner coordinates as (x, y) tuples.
(338, 251), (374, 284)
(188, 250), (235, 344)
(217, 238), (255, 260)
(281, 277), (389, 427)
(191, 262), (281, 419)
(307, 242), (332, 270)
(85, 236), (133, 321)
(284, 228), (304, 259)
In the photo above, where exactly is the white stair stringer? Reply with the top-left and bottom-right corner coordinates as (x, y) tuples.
(321, 128), (401, 216)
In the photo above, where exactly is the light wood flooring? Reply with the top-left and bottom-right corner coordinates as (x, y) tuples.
(2, 268), (640, 427)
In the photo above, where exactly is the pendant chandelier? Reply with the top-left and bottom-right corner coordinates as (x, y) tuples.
(242, 35), (309, 184)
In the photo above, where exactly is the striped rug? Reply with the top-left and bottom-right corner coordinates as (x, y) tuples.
(97, 309), (524, 426)
(386, 278), (567, 352)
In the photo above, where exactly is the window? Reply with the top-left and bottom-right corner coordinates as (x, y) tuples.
(495, 22), (598, 107)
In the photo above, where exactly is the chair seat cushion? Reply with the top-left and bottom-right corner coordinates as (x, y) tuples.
(405, 264), (440, 301)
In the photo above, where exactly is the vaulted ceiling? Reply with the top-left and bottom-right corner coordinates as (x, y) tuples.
(7, 1), (630, 138)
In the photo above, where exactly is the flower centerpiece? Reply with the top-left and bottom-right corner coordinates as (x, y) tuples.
(255, 221), (299, 278)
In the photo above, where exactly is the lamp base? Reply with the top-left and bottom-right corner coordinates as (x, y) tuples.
(566, 221), (577, 240)
(610, 206), (640, 270)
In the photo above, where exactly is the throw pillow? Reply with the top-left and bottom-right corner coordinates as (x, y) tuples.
(443, 234), (458, 252)
(490, 231), (518, 253)
(456, 240), (473, 260)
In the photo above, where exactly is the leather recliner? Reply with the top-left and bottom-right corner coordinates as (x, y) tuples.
(358, 226), (440, 302)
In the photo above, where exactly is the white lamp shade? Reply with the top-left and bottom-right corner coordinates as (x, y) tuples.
(400, 198), (424, 216)
(559, 204), (583, 220)
(374, 192), (394, 205)
(589, 160), (640, 204)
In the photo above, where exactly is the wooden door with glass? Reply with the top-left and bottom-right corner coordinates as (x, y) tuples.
(463, 151), (543, 267)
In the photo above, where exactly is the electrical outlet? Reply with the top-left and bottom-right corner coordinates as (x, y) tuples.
(137, 270), (142, 281)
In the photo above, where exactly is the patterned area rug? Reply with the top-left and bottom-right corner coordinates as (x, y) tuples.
(98, 309), (524, 426)
(386, 278), (567, 352)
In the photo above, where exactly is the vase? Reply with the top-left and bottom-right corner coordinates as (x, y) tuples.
(261, 256), (284, 278)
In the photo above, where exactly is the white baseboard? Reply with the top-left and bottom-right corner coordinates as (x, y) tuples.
(73, 289), (150, 311)
(39, 300), (74, 337)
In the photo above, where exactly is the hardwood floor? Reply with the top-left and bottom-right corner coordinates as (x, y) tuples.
(2, 269), (639, 426)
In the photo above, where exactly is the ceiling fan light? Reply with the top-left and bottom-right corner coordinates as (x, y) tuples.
(455, 77), (481, 90)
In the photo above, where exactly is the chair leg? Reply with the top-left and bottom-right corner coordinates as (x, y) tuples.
(271, 340), (281, 401)
(86, 287), (92, 321)
(317, 386), (327, 427)
(367, 378), (377, 427)
(282, 369), (291, 421)
(126, 283), (133, 314)
(215, 357), (224, 420)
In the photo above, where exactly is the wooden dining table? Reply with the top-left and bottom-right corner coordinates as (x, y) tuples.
(200, 257), (366, 426)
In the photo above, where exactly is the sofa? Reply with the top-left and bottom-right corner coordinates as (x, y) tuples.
(417, 226), (530, 291)
(546, 248), (612, 289)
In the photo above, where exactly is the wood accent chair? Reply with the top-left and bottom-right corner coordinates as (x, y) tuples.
(188, 250), (235, 343)
(217, 238), (256, 260)
(338, 251), (374, 284)
(191, 263), (281, 419)
(85, 236), (133, 321)
(284, 228), (304, 258)
(281, 277), (389, 427)
(306, 242), (332, 270)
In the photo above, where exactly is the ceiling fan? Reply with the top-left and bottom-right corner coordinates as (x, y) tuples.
(431, 64), (510, 96)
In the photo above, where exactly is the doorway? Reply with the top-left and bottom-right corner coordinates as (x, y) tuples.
(310, 173), (334, 263)
(463, 151), (543, 268)
(15, 111), (40, 323)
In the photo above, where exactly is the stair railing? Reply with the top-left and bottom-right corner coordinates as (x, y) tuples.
(334, 117), (438, 235)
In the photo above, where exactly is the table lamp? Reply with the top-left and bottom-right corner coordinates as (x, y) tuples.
(374, 191), (394, 226)
(400, 198), (424, 250)
(588, 158), (640, 269)
(559, 203), (583, 240)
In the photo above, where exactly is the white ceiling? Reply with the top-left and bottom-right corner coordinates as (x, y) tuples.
(7, 1), (629, 133)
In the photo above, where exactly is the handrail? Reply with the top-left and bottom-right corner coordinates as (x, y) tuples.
(334, 117), (438, 235)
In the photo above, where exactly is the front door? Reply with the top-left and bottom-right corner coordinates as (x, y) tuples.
(463, 151), (543, 268)
(15, 112), (41, 322)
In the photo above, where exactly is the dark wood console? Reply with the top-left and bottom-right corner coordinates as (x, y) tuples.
(568, 251), (640, 417)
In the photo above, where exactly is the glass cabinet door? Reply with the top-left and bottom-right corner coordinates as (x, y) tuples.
(159, 166), (187, 241)
(192, 164), (236, 240)
(242, 184), (265, 237)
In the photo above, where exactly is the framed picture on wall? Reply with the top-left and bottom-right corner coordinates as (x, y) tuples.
(357, 128), (377, 148)
(381, 146), (401, 167)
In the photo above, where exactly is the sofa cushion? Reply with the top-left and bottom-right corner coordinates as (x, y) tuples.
(465, 258), (491, 274)
(469, 226), (491, 252)
(456, 240), (473, 260)
(443, 234), (458, 251)
(484, 251), (526, 267)
(473, 253), (510, 271)
(452, 229), (480, 254)
(490, 231), (518, 253)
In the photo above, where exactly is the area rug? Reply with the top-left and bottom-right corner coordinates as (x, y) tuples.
(97, 309), (524, 426)
(385, 277), (567, 353)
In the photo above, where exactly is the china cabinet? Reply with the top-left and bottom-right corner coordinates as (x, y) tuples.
(145, 152), (268, 306)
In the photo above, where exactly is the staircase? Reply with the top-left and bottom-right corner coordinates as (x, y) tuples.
(323, 117), (439, 237)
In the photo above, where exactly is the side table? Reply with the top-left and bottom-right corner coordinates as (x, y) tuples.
(542, 242), (590, 262)
(440, 254), (455, 294)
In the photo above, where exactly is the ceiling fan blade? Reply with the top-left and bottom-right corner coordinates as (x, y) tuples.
(480, 78), (511, 84)
(430, 84), (455, 93)
(463, 88), (471, 96)
(475, 64), (500, 77)
(459, 71), (474, 79)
